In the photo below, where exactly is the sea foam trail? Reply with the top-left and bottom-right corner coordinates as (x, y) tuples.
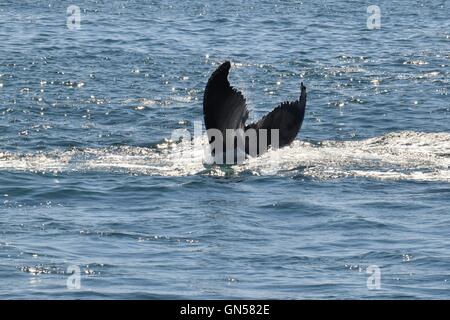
(0, 131), (449, 182)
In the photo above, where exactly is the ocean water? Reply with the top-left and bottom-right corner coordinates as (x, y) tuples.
(0, 0), (449, 299)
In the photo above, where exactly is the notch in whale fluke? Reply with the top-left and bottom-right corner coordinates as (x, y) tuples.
(203, 61), (307, 162)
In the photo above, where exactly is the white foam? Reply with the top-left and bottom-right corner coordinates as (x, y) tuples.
(1, 131), (449, 182)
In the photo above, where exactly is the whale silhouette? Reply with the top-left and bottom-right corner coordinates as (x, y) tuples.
(203, 61), (307, 164)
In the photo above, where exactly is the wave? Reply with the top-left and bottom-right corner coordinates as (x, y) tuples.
(1, 131), (449, 182)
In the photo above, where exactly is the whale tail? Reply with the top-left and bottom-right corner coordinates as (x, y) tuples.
(203, 61), (307, 162)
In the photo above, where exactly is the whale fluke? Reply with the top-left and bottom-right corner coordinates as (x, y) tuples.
(203, 61), (307, 162)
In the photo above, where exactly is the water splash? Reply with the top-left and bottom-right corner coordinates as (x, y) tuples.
(1, 131), (449, 182)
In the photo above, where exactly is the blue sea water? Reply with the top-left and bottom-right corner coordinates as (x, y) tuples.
(0, 0), (449, 299)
